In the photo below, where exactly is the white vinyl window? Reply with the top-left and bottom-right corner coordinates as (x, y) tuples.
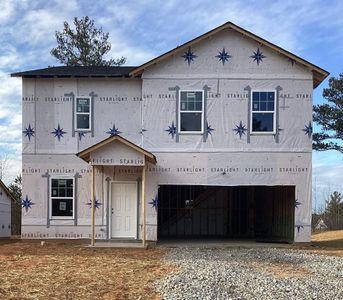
(75, 97), (91, 131)
(251, 91), (276, 134)
(50, 177), (74, 219)
(179, 90), (204, 133)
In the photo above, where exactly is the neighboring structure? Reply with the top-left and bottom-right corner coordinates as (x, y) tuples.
(315, 218), (328, 231)
(0, 179), (14, 238)
(12, 22), (329, 244)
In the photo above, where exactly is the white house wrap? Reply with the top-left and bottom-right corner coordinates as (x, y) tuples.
(0, 180), (14, 238)
(14, 22), (328, 243)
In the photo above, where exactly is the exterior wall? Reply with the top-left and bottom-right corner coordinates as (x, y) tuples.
(140, 28), (313, 242)
(141, 78), (312, 151)
(0, 186), (11, 237)
(21, 28), (314, 242)
(144, 152), (311, 241)
(22, 78), (144, 239)
(23, 77), (143, 155)
(143, 29), (311, 79)
(22, 154), (143, 239)
(141, 28), (312, 152)
(22, 152), (311, 241)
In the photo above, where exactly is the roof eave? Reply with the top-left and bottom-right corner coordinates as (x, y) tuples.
(10, 66), (140, 78)
(11, 74), (135, 78)
(313, 70), (330, 89)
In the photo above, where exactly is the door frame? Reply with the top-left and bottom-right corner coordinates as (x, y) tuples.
(109, 181), (138, 239)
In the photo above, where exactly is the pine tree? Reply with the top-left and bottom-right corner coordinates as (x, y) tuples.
(324, 191), (343, 230)
(313, 73), (343, 153)
(8, 175), (22, 235)
(51, 16), (126, 66)
(8, 175), (22, 201)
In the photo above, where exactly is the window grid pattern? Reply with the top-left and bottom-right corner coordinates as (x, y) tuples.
(75, 97), (91, 131)
(179, 91), (204, 133)
(252, 92), (275, 112)
(251, 91), (275, 133)
(51, 178), (74, 218)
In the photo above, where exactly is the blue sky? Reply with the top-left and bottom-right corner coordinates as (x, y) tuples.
(0, 0), (342, 209)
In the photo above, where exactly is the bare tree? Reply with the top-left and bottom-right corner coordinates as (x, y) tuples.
(0, 153), (9, 181)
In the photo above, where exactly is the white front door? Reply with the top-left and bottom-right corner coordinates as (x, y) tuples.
(111, 182), (137, 238)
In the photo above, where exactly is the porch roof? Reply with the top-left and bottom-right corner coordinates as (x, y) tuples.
(76, 134), (157, 165)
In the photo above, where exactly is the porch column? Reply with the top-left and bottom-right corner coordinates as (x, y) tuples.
(142, 165), (146, 247)
(91, 165), (95, 246)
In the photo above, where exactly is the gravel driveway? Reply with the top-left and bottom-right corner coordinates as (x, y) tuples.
(155, 247), (343, 299)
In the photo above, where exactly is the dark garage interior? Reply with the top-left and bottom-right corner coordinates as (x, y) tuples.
(158, 185), (295, 242)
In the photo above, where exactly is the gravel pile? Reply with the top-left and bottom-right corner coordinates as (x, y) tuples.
(155, 247), (343, 299)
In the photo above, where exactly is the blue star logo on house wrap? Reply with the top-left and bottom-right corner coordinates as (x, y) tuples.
(139, 128), (147, 135)
(204, 121), (214, 139)
(165, 122), (177, 139)
(21, 195), (35, 212)
(233, 121), (247, 139)
(51, 124), (66, 141)
(23, 124), (35, 141)
(78, 132), (85, 141)
(149, 195), (158, 210)
(295, 224), (304, 233)
(216, 48), (232, 65)
(302, 122), (312, 137)
(106, 124), (122, 136)
(87, 199), (102, 209)
(250, 48), (266, 65)
(182, 47), (197, 65)
(295, 199), (302, 208)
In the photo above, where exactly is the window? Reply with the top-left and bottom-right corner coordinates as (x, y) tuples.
(75, 97), (91, 131)
(50, 178), (74, 218)
(179, 91), (204, 133)
(251, 91), (276, 133)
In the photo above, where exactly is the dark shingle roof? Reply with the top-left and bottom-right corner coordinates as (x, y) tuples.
(11, 66), (138, 78)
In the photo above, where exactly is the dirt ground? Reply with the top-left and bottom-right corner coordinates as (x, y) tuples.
(0, 240), (174, 300)
(307, 229), (343, 257)
(0, 231), (342, 300)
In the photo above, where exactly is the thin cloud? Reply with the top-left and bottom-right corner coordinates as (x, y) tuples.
(0, 0), (16, 22)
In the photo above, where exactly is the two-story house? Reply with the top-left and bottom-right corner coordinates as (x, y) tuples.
(12, 22), (329, 244)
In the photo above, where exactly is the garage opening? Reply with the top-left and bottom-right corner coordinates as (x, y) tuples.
(158, 185), (295, 242)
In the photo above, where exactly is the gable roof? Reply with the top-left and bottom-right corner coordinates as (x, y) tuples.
(11, 66), (138, 78)
(129, 21), (329, 88)
(0, 179), (16, 202)
(77, 134), (157, 164)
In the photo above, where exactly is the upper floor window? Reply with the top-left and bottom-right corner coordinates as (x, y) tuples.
(251, 91), (276, 134)
(50, 178), (74, 219)
(179, 91), (204, 133)
(75, 97), (91, 131)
